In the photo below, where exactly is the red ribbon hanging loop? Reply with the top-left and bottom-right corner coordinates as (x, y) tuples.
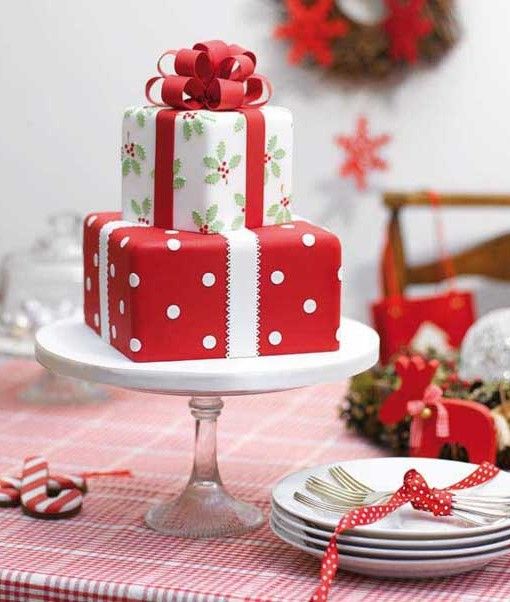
(146, 40), (272, 111)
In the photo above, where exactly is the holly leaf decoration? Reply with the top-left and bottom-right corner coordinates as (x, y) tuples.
(273, 148), (286, 160)
(231, 215), (244, 230)
(131, 199), (142, 215)
(142, 197), (152, 215)
(205, 172), (221, 185)
(192, 211), (203, 227)
(122, 158), (131, 177)
(204, 156), (219, 169)
(173, 158), (182, 175)
(284, 207), (292, 222)
(271, 161), (281, 178)
(135, 144), (146, 160)
(211, 220), (224, 233)
(131, 159), (141, 176)
(234, 193), (245, 207)
(206, 204), (219, 223)
(193, 119), (204, 135)
(266, 203), (279, 217)
(216, 141), (226, 161)
(183, 120), (193, 141)
(229, 155), (241, 169)
(267, 135), (277, 152)
(136, 112), (146, 128)
(173, 177), (186, 189)
(276, 210), (285, 225)
(124, 109), (133, 118)
(234, 116), (245, 132)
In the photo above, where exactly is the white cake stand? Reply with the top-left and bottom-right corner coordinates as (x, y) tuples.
(35, 316), (379, 539)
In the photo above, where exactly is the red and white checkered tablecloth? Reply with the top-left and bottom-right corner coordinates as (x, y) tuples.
(0, 360), (509, 602)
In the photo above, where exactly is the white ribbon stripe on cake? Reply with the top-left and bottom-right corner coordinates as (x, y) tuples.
(223, 229), (260, 358)
(98, 221), (141, 343)
(98, 223), (261, 357)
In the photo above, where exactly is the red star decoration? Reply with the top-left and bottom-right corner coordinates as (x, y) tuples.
(335, 116), (391, 191)
(384, 0), (433, 63)
(274, 0), (349, 67)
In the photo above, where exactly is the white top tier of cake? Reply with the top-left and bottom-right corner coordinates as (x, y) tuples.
(120, 106), (293, 234)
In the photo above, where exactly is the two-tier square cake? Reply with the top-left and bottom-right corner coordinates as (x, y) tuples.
(83, 40), (342, 361)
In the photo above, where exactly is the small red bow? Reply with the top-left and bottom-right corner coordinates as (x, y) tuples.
(145, 40), (272, 111)
(407, 384), (450, 450)
(310, 461), (499, 601)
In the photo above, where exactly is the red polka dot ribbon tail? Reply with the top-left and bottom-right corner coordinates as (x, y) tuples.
(309, 461), (500, 602)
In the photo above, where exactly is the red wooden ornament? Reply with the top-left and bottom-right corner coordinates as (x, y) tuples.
(379, 355), (498, 464)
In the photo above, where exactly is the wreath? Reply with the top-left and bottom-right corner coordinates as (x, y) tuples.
(273, 0), (459, 80)
(342, 350), (510, 468)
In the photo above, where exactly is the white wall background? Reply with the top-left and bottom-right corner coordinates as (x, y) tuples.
(1, 1), (509, 321)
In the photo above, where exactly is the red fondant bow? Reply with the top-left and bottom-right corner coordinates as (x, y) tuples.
(310, 461), (499, 601)
(145, 40), (272, 111)
(407, 384), (450, 450)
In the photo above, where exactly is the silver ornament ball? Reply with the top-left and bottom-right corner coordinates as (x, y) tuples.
(459, 308), (510, 383)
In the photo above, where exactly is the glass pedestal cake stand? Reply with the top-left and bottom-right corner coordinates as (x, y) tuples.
(35, 316), (379, 539)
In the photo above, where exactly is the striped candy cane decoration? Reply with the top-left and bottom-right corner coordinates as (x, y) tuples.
(0, 476), (21, 507)
(20, 456), (84, 519)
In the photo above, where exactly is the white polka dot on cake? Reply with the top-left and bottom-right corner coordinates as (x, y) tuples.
(119, 299), (125, 315)
(85, 277), (91, 292)
(120, 236), (130, 248)
(269, 331), (282, 345)
(202, 335), (217, 350)
(93, 253), (98, 267)
(165, 230), (179, 235)
(167, 238), (181, 251)
(303, 299), (317, 314)
(337, 266), (343, 281)
(93, 313), (99, 327)
(129, 273), (140, 288)
(202, 272), (216, 287)
(87, 215), (97, 227)
(130, 338), (142, 352)
(335, 327), (341, 342)
(111, 325), (117, 339)
(270, 270), (285, 285)
(110, 263), (116, 278)
(302, 233), (316, 247)
(166, 304), (181, 320)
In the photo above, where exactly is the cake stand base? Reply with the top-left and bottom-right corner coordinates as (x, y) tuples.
(35, 317), (379, 539)
(145, 396), (263, 537)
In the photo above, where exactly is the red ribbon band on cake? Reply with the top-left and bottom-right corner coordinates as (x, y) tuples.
(146, 41), (271, 230)
(310, 462), (499, 602)
(407, 384), (450, 449)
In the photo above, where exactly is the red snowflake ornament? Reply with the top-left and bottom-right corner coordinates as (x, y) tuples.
(274, 0), (349, 67)
(335, 116), (391, 190)
(384, 0), (433, 64)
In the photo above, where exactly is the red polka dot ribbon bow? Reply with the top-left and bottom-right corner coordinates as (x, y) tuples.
(310, 461), (499, 602)
(145, 40), (272, 111)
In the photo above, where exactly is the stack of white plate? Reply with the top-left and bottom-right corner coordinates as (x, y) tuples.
(271, 457), (510, 578)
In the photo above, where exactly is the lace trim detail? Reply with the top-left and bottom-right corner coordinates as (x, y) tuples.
(254, 233), (261, 356)
(225, 234), (233, 359)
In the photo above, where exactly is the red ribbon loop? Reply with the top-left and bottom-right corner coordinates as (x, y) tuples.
(407, 384), (450, 450)
(146, 40), (272, 111)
